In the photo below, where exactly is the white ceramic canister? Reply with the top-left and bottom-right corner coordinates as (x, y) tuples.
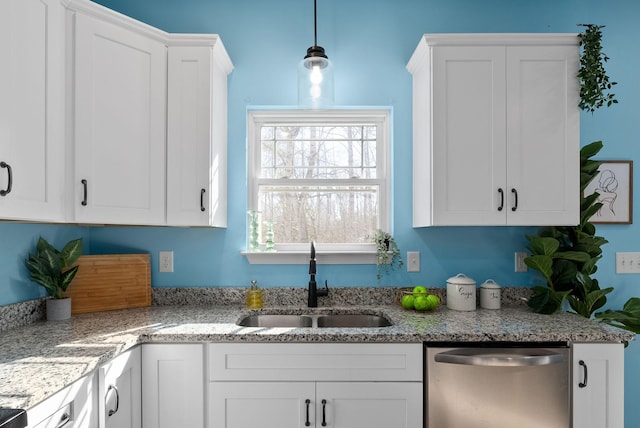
(480, 279), (501, 309)
(446, 273), (477, 311)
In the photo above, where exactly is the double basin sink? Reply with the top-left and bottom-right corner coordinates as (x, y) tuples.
(237, 313), (392, 328)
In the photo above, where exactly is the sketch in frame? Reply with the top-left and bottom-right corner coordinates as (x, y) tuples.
(584, 160), (633, 224)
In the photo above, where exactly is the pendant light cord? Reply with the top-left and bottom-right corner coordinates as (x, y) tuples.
(313, 0), (318, 47)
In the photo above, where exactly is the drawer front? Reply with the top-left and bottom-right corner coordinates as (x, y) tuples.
(209, 343), (422, 382)
(26, 373), (96, 428)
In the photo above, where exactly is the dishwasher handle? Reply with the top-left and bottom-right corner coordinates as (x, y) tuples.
(434, 348), (565, 367)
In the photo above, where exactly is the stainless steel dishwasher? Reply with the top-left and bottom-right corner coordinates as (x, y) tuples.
(425, 342), (570, 428)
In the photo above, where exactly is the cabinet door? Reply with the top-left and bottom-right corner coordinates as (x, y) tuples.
(506, 45), (579, 225)
(572, 343), (624, 428)
(142, 344), (204, 428)
(26, 373), (97, 428)
(0, 0), (66, 221)
(209, 382), (315, 428)
(166, 45), (228, 227)
(100, 347), (141, 428)
(73, 12), (166, 225)
(317, 382), (422, 428)
(430, 45), (507, 225)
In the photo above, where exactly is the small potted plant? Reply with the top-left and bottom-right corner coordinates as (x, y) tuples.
(374, 229), (403, 279)
(25, 237), (83, 320)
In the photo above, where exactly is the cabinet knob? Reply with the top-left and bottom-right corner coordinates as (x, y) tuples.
(0, 161), (13, 196)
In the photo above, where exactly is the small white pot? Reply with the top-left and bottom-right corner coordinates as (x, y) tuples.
(446, 273), (476, 311)
(46, 297), (72, 321)
(480, 279), (501, 309)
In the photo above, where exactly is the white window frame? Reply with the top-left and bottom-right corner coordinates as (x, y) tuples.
(243, 108), (392, 264)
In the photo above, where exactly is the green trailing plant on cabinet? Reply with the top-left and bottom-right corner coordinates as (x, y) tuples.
(578, 24), (618, 113)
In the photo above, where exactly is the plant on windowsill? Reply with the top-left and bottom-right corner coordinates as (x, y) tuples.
(25, 237), (83, 320)
(374, 229), (403, 280)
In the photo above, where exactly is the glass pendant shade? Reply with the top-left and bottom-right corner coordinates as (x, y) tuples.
(298, 47), (334, 109)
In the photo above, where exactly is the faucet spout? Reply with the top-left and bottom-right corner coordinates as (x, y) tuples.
(308, 241), (328, 307)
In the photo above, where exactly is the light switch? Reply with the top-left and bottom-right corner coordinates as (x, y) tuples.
(407, 251), (420, 272)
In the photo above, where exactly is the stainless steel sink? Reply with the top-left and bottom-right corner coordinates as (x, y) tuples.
(237, 314), (313, 328)
(237, 313), (392, 328)
(316, 314), (392, 328)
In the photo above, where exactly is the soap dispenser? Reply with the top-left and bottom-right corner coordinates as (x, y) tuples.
(246, 280), (263, 309)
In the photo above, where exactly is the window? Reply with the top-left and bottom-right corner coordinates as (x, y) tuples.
(247, 109), (391, 259)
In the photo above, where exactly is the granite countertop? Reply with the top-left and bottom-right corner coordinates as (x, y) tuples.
(0, 303), (633, 411)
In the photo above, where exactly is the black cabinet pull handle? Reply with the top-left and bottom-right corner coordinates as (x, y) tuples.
(497, 188), (504, 211)
(511, 188), (518, 212)
(321, 399), (327, 426)
(579, 360), (588, 388)
(0, 161), (13, 196)
(107, 384), (120, 416)
(81, 179), (88, 206)
(200, 188), (206, 212)
(305, 399), (311, 426)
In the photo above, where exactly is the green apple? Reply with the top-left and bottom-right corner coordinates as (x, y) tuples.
(412, 285), (427, 295)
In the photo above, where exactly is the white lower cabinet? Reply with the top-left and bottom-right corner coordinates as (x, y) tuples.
(26, 373), (97, 428)
(142, 344), (205, 428)
(100, 347), (142, 428)
(208, 343), (423, 428)
(210, 381), (421, 428)
(572, 343), (624, 428)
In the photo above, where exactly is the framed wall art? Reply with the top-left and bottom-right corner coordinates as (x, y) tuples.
(584, 160), (633, 224)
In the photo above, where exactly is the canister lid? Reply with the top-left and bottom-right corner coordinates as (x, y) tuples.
(446, 273), (476, 285)
(480, 279), (500, 289)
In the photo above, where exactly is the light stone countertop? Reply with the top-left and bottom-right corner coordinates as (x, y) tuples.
(0, 303), (633, 410)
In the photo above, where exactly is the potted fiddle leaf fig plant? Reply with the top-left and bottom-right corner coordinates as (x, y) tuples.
(25, 237), (83, 320)
(374, 229), (403, 280)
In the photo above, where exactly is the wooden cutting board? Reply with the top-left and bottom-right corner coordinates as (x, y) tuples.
(64, 254), (151, 314)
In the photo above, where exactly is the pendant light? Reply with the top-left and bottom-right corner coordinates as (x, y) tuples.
(297, 0), (334, 109)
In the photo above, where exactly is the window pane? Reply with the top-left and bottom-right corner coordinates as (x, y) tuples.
(258, 185), (379, 244)
(260, 125), (377, 179)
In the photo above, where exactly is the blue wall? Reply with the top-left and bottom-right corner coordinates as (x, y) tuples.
(1, 0), (638, 424)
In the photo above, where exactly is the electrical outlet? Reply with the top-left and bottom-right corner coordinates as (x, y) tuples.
(515, 252), (528, 272)
(407, 251), (420, 272)
(616, 252), (640, 273)
(159, 251), (174, 273)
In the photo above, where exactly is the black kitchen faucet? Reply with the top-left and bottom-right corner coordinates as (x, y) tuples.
(308, 241), (329, 307)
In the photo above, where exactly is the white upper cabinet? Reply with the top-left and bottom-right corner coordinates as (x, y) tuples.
(166, 37), (232, 227)
(0, 0), (66, 222)
(70, 3), (167, 225)
(407, 34), (579, 227)
(65, 0), (232, 226)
